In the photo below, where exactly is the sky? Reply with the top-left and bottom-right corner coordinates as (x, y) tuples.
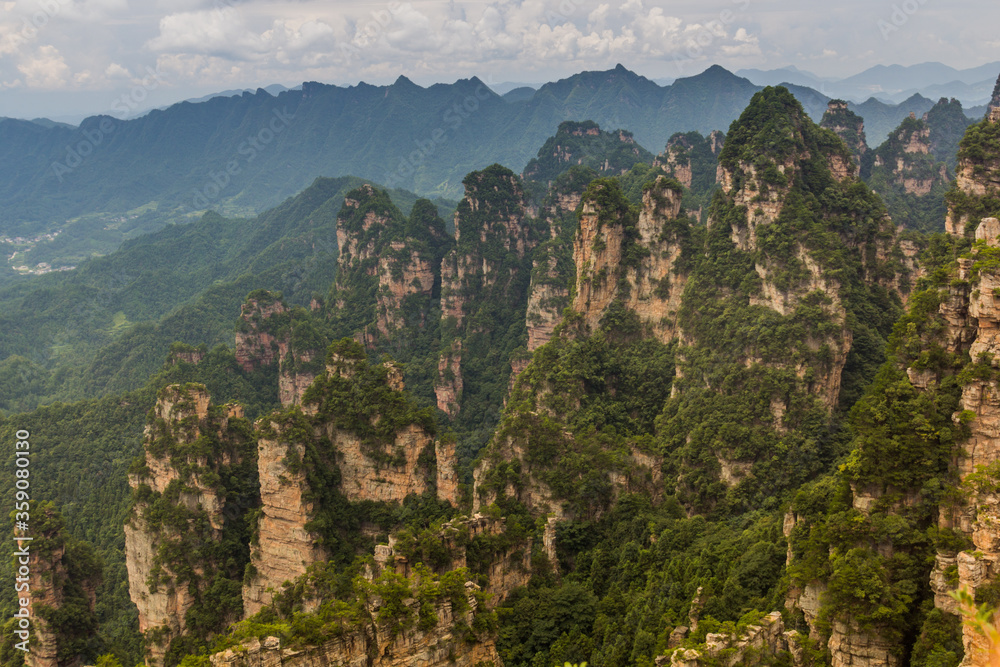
(0, 0), (999, 119)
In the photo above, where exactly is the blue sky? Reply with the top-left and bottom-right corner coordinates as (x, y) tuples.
(0, 0), (998, 118)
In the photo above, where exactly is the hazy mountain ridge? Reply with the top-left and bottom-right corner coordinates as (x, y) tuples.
(0, 65), (982, 281)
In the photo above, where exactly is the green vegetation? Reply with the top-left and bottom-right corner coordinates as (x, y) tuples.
(522, 121), (654, 202)
(868, 114), (951, 233)
(656, 131), (723, 217)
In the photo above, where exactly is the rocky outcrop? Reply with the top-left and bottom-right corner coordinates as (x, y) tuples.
(212, 592), (499, 667)
(332, 186), (450, 356)
(235, 292), (325, 407)
(988, 73), (1000, 120)
(434, 339), (462, 416)
(126, 384), (253, 666)
(946, 109), (1000, 236)
(820, 100), (868, 173)
(435, 165), (537, 418)
(246, 343), (459, 616)
(236, 295), (288, 373)
(661, 613), (803, 667)
(522, 120), (653, 184)
(242, 415), (329, 617)
(526, 254), (568, 352)
(24, 506), (101, 667)
(573, 176), (688, 343)
(930, 216), (1000, 666)
(873, 117), (949, 196)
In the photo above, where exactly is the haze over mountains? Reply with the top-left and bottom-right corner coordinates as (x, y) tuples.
(0, 62), (987, 281)
(736, 61), (1000, 106)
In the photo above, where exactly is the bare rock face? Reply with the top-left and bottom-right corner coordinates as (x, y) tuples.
(246, 344), (459, 616)
(23, 507), (101, 667)
(435, 165), (536, 418)
(235, 296), (288, 372)
(573, 176), (689, 343)
(825, 621), (902, 667)
(375, 241), (435, 337)
(434, 339), (462, 417)
(126, 384), (253, 666)
(526, 254), (569, 352)
(946, 110), (1000, 236)
(820, 100), (868, 173)
(327, 423), (436, 502)
(932, 218), (1000, 666)
(242, 416), (329, 617)
(235, 291), (324, 407)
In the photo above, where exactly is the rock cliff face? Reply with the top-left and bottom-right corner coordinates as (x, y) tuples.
(242, 413), (329, 617)
(126, 384), (255, 666)
(244, 341), (459, 616)
(235, 292), (325, 407)
(931, 216), (1000, 667)
(523, 178), (586, 354)
(572, 176), (689, 344)
(24, 506), (101, 667)
(946, 110), (1000, 237)
(872, 115), (950, 197)
(820, 99), (868, 174)
(436, 165), (538, 418)
(331, 186), (451, 374)
(522, 120), (654, 184)
(708, 90), (891, 415)
(235, 295), (288, 373)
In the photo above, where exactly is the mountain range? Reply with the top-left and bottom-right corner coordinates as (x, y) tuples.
(1, 64), (990, 284)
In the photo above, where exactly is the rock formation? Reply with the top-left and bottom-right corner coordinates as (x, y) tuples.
(435, 165), (537, 417)
(820, 99), (868, 174)
(946, 108), (1000, 236)
(333, 186), (449, 348)
(661, 613), (803, 667)
(23, 505), (101, 667)
(125, 384), (255, 666)
(243, 340), (459, 616)
(988, 72), (1000, 120)
(234, 292), (326, 407)
(522, 120), (653, 184)
(235, 293), (289, 373)
(871, 115), (949, 197)
(572, 176), (689, 344)
(931, 217), (1000, 667)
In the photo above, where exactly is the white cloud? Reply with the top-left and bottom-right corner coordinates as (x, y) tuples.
(17, 43), (69, 87)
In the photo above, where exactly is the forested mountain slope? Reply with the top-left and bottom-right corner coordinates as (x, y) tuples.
(5, 82), (1000, 667)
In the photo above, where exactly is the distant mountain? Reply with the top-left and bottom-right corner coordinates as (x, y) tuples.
(825, 61), (1000, 103)
(851, 94), (937, 146)
(502, 87), (536, 103)
(0, 64), (978, 275)
(737, 66), (831, 89)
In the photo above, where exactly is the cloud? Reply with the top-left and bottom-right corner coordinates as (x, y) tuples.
(17, 43), (69, 87)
